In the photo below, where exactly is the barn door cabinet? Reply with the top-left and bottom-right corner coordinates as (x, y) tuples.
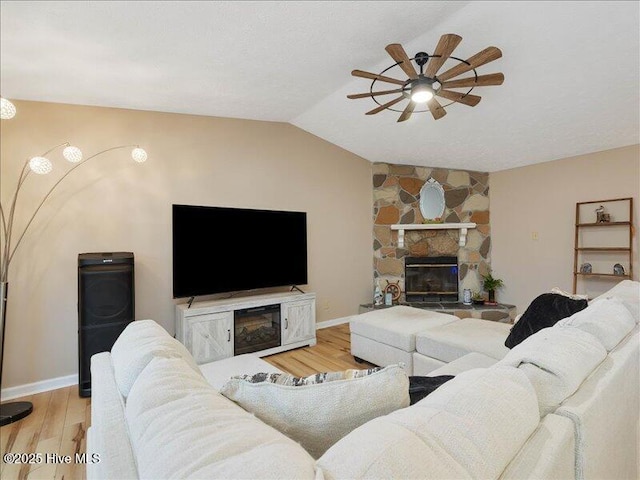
(176, 291), (317, 364)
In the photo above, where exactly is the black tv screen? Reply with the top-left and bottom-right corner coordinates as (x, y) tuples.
(172, 204), (308, 298)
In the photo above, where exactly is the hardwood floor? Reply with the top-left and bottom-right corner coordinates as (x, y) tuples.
(0, 386), (90, 480)
(264, 323), (374, 375)
(0, 323), (368, 479)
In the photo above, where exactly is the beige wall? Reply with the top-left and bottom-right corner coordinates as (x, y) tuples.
(1, 101), (373, 389)
(491, 145), (639, 314)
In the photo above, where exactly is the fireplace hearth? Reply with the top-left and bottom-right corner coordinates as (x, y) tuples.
(405, 256), (458, 303)
(234, 304), (281, 355)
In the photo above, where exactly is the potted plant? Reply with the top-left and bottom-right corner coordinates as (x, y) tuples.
(482, 272), (504, 303)
(471, 291), (485, 305)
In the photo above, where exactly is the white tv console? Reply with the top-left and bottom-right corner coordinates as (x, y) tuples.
(175, 291), (316, 364)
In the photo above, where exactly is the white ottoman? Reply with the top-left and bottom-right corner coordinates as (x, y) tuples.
(199, 354), (283, 391)
(414, 318), (511, 371)
(349, 306), (460, 375)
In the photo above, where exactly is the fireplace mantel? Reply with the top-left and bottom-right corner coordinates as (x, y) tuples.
(391, 222), (477, 247)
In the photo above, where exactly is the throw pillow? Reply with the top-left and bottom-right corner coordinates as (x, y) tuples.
(233, 365), (383, 386)
(556, 297), (635, 351)
(220, 364), (409, 459)
(504, 293), (588, 349)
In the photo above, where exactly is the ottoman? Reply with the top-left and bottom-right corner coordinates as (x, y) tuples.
(349, 306), (460, 375)
(199, 353), (283, 391)
(413, 318), (511, 374)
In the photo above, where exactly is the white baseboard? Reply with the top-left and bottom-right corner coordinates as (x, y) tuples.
(316, 316), (351, 330)
(1, 374), (78, 401)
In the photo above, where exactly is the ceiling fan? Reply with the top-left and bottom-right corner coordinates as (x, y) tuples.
(348, 34), (504, 121)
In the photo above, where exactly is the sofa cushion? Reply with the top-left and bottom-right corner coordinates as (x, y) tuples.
(220, 364), (409, 459)
(501, 414), (576, 480)
(557, 297), (635, 351)
(497, 326), (607, 416)
(591, 279), (639, 322)
(349, 306), (459, 351)
(111, 319), (201, 398)
(415, 318), (511, 362)
(504, 293), (588, 348)
(426, 351), (498, 377)
(125, 356), (317, 479)
(317, 366), (540, 480)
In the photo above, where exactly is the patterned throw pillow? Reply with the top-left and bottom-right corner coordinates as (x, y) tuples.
(233, 366), (382, 386)
(221, 364), (409, 459)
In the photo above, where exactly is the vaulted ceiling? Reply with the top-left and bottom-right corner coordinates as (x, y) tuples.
(1, 1), (638, 171)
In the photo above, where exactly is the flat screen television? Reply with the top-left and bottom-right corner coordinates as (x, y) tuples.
(172, 204), (308, 298)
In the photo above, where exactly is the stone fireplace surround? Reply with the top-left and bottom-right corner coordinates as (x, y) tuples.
(373, 163), (491, 302)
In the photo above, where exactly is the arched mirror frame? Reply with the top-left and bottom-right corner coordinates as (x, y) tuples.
(419, 178), (445, 221)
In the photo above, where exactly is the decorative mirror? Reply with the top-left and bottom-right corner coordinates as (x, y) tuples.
(419, 178), (445, 221)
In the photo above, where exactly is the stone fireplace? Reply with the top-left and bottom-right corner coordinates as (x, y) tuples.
(373, 163), (491, 301)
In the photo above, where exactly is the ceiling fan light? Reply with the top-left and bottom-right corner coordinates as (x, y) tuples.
(411, 88), (434, 103)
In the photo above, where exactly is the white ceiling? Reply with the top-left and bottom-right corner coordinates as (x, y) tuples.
(1, 1), (638, 171)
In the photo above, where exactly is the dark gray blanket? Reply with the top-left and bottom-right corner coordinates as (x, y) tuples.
(408, 375), (454, 404)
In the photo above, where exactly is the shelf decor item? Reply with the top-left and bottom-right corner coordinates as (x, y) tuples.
(580, 263), (593, 274)
(595, 205), (611, 223)
(0, 97), (148, 426)
(613, 264), (625, 276)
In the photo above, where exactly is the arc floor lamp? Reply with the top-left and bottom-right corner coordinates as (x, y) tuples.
(0, 98), (148, 426)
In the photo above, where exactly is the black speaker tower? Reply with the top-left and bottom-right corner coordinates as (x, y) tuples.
(78, 252), (134, 397)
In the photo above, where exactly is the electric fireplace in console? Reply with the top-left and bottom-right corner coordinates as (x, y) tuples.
(234, 304), (281, 355)
(405, 256), (459, 303)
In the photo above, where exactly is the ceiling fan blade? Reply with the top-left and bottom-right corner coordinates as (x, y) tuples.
(352, 69), (407, 86)
(427, 98), (447, 120)
(365, 96), (405, 115)
(385, 44), (418, 80)
(442, 73), (504, 88)
(424, 33), (463, 78)
(437, 47), (502, 82)
(397, 101), (416, 122)
(347, 88), (405, 99)
(437, 90), (482, 107)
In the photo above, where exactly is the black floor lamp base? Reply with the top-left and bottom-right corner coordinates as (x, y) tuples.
(0, 401), (33, 426)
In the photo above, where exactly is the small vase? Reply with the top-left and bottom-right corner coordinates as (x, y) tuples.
(488, 290), (495, 303)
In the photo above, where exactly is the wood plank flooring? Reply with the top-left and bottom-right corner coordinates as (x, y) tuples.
(264, 323), (374, 375)
(0, 324), (367, 479)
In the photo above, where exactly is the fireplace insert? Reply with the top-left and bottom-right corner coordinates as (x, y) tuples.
(405, 256), (459, 303)
(234, 304), (281, 355)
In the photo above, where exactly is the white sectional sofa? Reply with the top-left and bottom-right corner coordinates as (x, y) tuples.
(88, 280), (639, 479)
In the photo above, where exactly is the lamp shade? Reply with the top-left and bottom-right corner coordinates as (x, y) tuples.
(29, 157), (53, 175)
(0, 97), (16, 120)
(131, 147), (147, 163)
(63, 146), (83, 163)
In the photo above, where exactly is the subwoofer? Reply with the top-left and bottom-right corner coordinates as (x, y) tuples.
(78, 252), (134, 397)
